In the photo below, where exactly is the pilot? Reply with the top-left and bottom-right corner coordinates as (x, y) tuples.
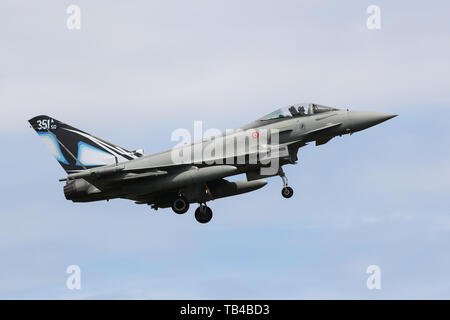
(298, 106), (306, 116)
(288, 106), (299, 116)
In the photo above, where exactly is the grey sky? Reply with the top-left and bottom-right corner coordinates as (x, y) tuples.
(0, 0), (449, 299)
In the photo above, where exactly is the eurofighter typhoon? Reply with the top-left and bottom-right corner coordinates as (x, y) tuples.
(29, 103), (396, 223)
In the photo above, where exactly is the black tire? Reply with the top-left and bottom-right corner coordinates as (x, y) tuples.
(195, 206), (213, 224)
(281, 186), (294, 198)
(172, 196), (189, 214)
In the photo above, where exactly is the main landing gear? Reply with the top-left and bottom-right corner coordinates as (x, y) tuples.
(171, 196), (213, 223)
(279, 168), (294, 199)
(171, 196), (189, 214)
(195, 204), (213, 224)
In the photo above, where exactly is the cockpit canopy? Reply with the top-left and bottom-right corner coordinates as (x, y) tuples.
(259, 103), (339, 121)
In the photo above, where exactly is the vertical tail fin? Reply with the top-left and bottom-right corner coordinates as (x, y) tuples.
(29, 115), (142, 173)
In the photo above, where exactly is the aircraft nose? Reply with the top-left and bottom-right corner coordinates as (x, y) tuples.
(348, 110), (397, 132)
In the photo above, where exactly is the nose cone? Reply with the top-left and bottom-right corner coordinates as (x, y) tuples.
(349, 110), (397, 132)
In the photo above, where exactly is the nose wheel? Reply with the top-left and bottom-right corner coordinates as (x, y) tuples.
(195, 204), (213, 224)
(279, 168), (294, 199)
(281, 186), (294, 198)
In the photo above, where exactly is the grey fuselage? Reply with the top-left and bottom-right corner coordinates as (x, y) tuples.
(62, 105), (396, 208)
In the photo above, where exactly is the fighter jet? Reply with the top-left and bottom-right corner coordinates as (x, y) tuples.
(29, 103), (396, 223)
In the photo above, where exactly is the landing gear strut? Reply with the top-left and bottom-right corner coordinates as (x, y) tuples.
(279, 168), (294, 198)
(172, 196), (189, 214)
(195, 204), (213, 224)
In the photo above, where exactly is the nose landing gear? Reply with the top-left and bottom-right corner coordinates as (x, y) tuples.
(279, 168), (294, 198)
(282, 186), (294, 198)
